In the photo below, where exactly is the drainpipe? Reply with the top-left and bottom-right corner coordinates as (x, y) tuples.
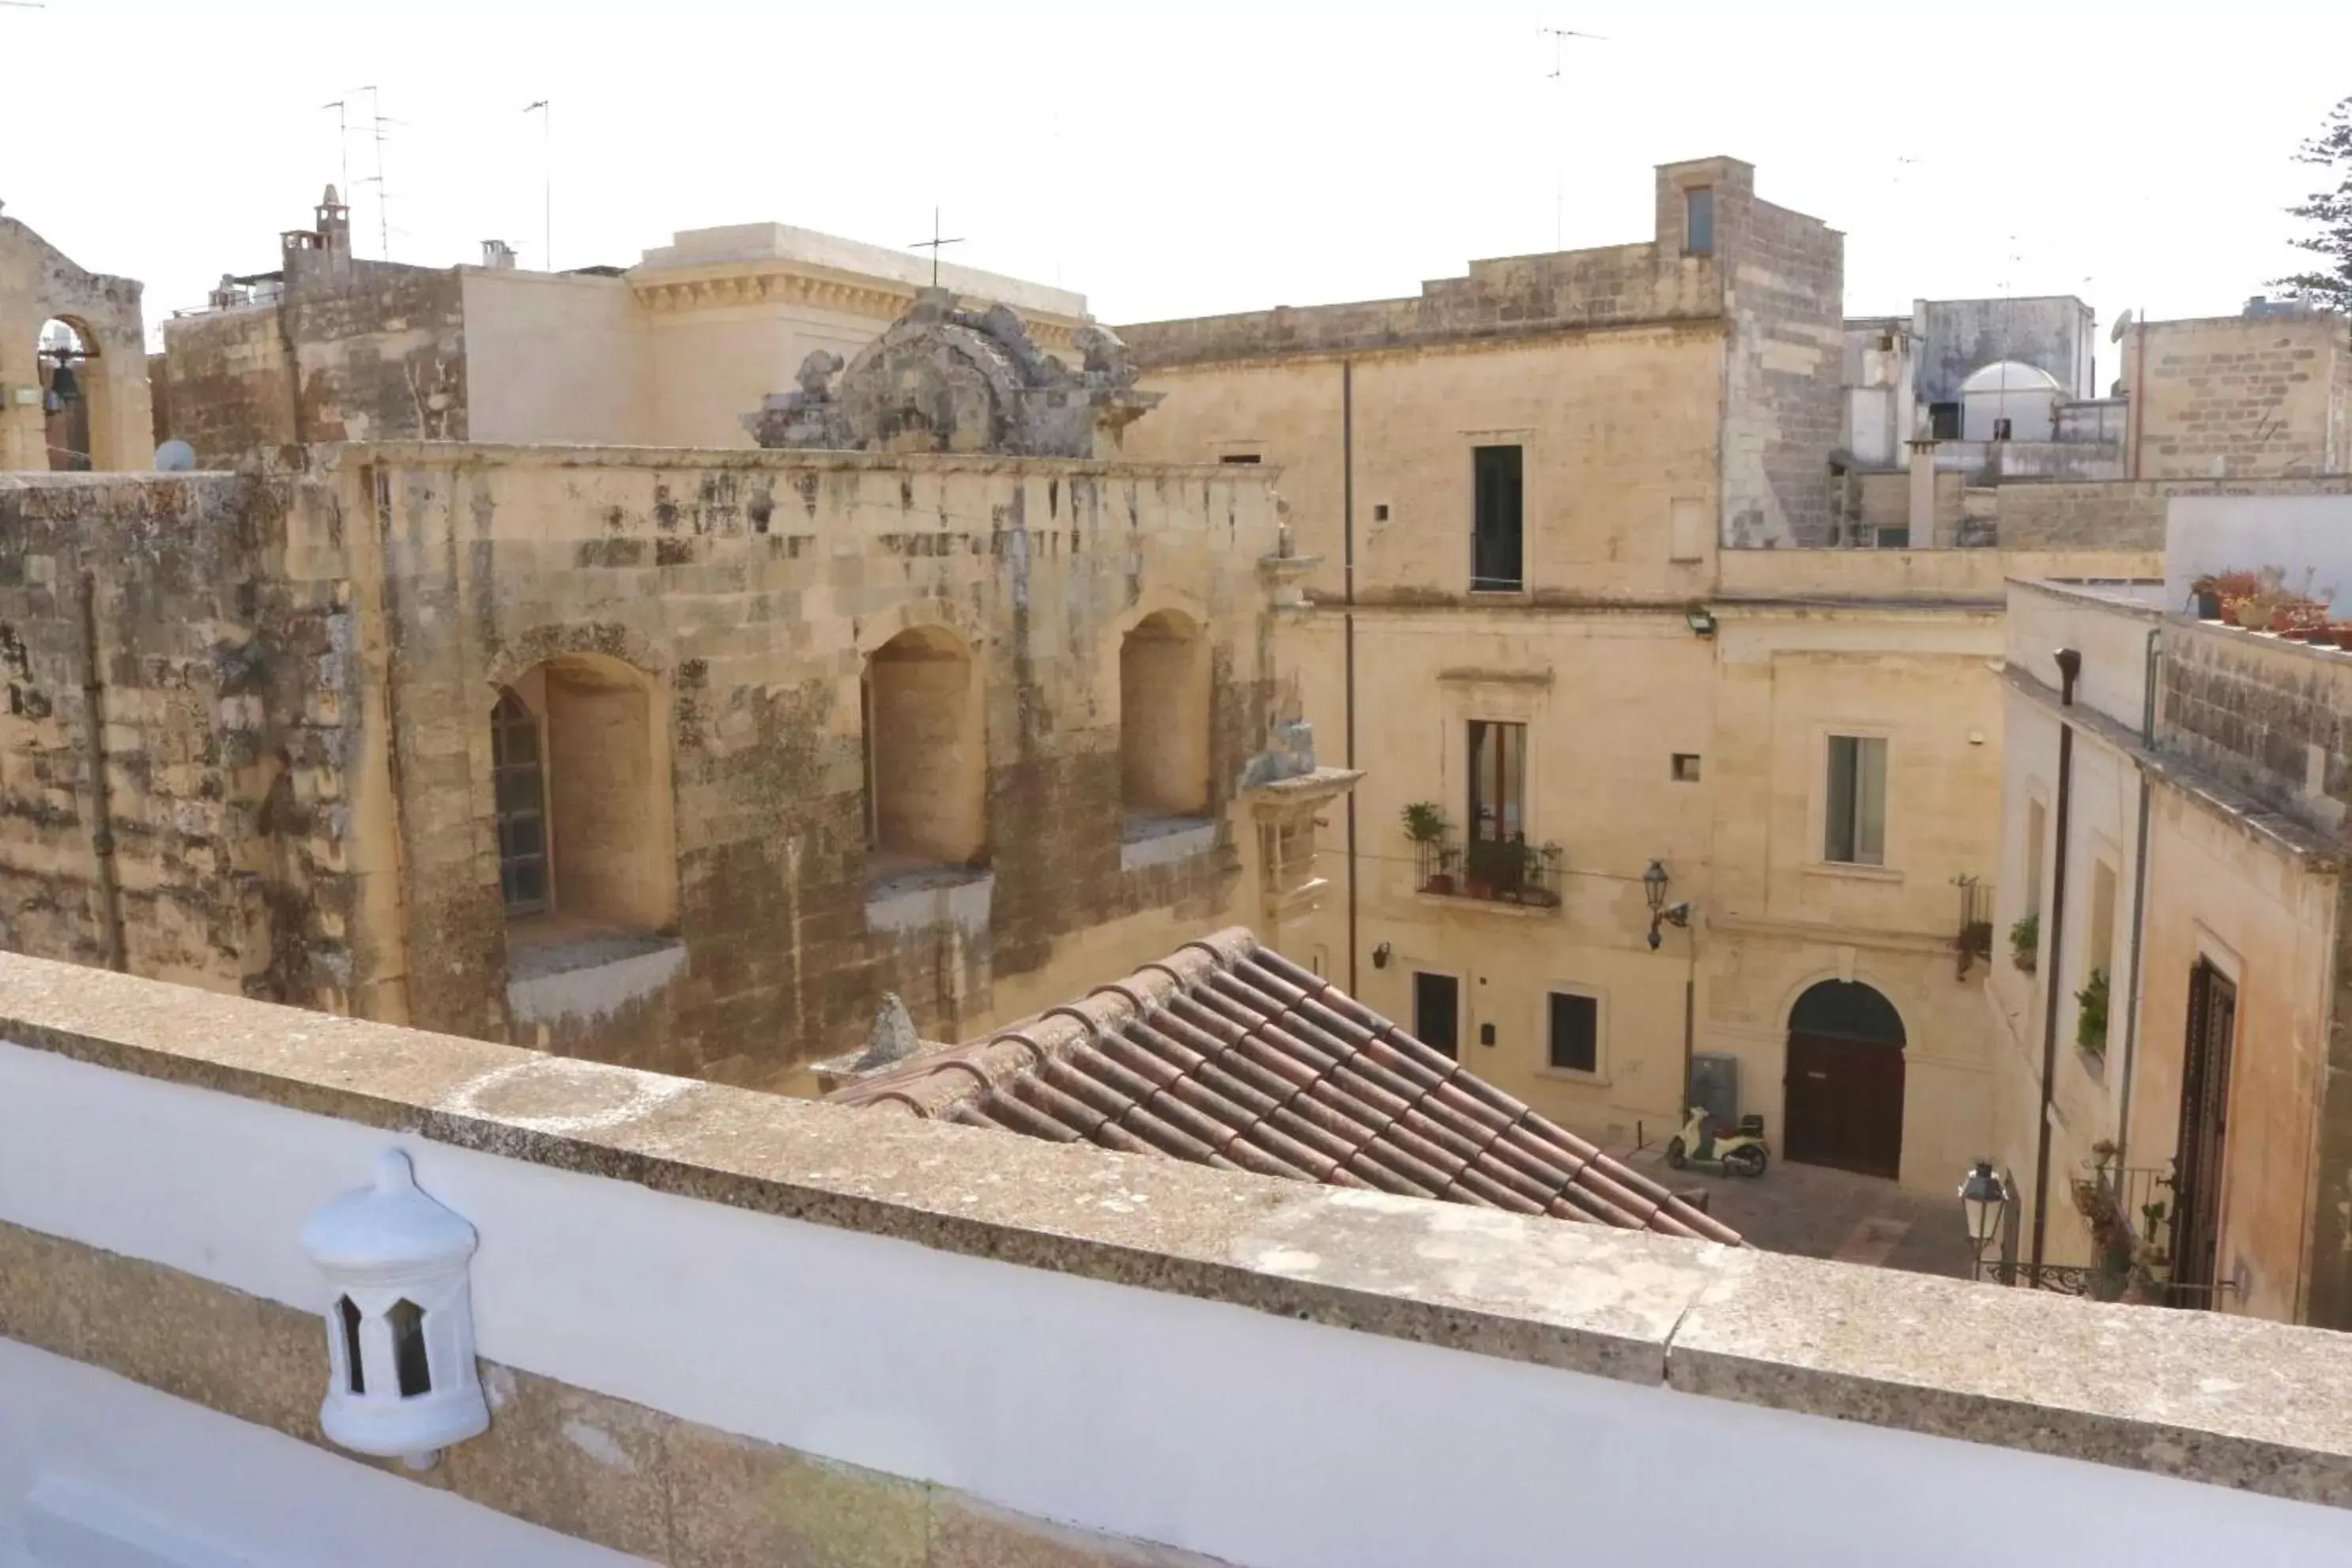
(2114, 628), (2160, 1170)
(77, 572), (126, 972)
(1342, 356), (1359, 994)
(2030, 646), (2082, 1272)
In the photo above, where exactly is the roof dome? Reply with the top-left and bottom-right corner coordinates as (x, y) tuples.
(1959, 360), (2060, 395)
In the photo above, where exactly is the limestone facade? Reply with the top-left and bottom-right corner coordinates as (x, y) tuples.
(0, 442), (1312, 1087)
(0, 211), (154, 473)
(1117, 156), (2173, 1191)
(1989, 579), (2352, 1328)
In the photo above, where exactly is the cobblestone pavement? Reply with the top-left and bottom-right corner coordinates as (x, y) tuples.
(1623, 1147), (1977, 1279)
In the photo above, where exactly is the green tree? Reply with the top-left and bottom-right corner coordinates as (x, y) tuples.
(2276, 95), (2352, 311)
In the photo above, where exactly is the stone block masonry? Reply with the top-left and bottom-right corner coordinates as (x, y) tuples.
(0, 445), (1289, 1087)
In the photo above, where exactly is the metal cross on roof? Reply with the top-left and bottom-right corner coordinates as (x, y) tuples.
(910, 206), (963, 288)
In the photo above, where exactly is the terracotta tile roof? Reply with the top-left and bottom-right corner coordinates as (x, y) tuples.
(827, 929), (1740, 1244)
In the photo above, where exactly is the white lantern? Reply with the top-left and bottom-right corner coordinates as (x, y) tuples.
(300, 1148), (489, 1468)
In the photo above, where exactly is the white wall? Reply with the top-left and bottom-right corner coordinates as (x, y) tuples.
(0, 1340), (643, 1567)
(459, 270), (650, 446)
(2167, 494), (2352, 617)
(5, 1042), (2352, 1567)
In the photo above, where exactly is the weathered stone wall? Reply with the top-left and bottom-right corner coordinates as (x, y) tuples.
(1690, 159), (1843, 548)
(156, 307), (296, 466)
(2162, 619), (2352, 837)
(1994, 475), (2352, 551)
(1914, 296), (2098, 405)
(160, 262), (468, 465)
(1120, 240), (1721, 369)
(0, 473), (360, 1005)
(357, 446), (1279, 1081)
(0, 448), (1287, 1085)
(2125, 314), (2352, 480)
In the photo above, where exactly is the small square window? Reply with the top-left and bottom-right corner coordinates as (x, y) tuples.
(1373, 503), (1391, 522)
(1671, 753), (1701, 782)
(1547, 992), (1599, 1074)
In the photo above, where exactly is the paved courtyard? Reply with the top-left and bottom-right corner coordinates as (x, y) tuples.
(1623, 1147), (1976, 1279)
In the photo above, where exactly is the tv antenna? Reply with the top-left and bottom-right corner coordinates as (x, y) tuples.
(910, 207), (963, 288)
(1540, 25), (1608, 252)
(524, 100), (552, 270)
(341, 85), (397, 260)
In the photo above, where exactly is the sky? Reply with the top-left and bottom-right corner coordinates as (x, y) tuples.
(3, 0), (2348, 373)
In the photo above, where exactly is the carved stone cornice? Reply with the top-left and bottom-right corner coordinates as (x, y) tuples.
(628, 259), (1081, 350)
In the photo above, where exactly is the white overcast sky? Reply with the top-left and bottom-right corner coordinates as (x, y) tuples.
(4, 0), (2347, 374)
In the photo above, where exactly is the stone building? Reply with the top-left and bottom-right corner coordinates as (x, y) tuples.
(0, 290), (1349, 1086)
(1118, 155), (2173, 1192)
(1989, 494), (2352, 1328)
(0, 208), (154, 473)
(156, 189), (1091, 463)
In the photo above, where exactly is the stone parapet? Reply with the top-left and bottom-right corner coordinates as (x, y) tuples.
(6, 950), (2352, 1519)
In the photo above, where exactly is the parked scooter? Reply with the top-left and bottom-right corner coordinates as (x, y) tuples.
(1664, 1106), (1770, 1178)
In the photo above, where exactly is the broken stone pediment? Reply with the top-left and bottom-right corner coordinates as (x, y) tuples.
(743, 287), (1160, 459)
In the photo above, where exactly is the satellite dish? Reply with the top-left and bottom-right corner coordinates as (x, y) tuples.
(155, 439), (196, 472)
(2109, 308), (2135, 344)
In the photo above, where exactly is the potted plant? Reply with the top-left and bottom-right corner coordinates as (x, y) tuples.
(2332, 623), (2352, 652)
(1403, 802), (1454, 894)
(2076, 967), (2109, 1056)
(2010, 912), (2039, 974)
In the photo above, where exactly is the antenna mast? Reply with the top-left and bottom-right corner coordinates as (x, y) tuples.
(1540, 25), (1608, 253)
(523, 101), (552, 271)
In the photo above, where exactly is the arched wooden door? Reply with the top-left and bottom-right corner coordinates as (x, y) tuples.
(1784, 980), (1906, 1179)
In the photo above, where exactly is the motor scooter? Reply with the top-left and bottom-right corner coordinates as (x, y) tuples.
(1664, 1106), (1770, 1178)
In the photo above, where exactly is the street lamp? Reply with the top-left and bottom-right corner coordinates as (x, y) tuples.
(1958, 1159), (2007, 1281)
(1642, 860), (1690, 951)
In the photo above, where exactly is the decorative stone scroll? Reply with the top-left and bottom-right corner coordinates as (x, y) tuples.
(744, 287), (1160, 459)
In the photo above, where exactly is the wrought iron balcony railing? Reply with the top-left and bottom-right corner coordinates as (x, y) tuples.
(1413, 835), (1562, 909)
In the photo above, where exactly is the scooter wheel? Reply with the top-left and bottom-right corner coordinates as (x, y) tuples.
(1727, 1146), (1767, 1178)
(1665, 1137), (1688, 1170)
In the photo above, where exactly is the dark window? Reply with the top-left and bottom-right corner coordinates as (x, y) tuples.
(1874, 527), (1910, 549)
(1413, 971), (1461, 1061)
(1547, 992), (1599, 1073)
(1825, 734), (1888, 866)
(1685, 188), (1715, 256)
(1671, 753), (1702, 782)
(1373, 503), (1390, 522)
(388, 1297), (432, 1397)
(1928, 401), (1962, 439)
(491, 688), (548, 914)
(1219, 453), (1262, 465)
(1992, 416), (2013, 442)
(337, 1295), (366, 1395)
(1472, 444), (1524, 591)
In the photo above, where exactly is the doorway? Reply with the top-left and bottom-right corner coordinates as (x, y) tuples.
(1412, 971), (1461, 1061)
(1784, 979), (1906, 1179)
(2171, 959), (2238, 1304)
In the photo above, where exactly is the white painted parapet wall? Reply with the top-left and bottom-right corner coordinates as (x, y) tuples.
(2, 954), (2352, 1566)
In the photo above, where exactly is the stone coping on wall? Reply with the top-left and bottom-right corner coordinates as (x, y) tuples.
(2003, 662), (2344, 870)
(295, 440), (1283, 482)
(6, 950), (2352, 1508)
